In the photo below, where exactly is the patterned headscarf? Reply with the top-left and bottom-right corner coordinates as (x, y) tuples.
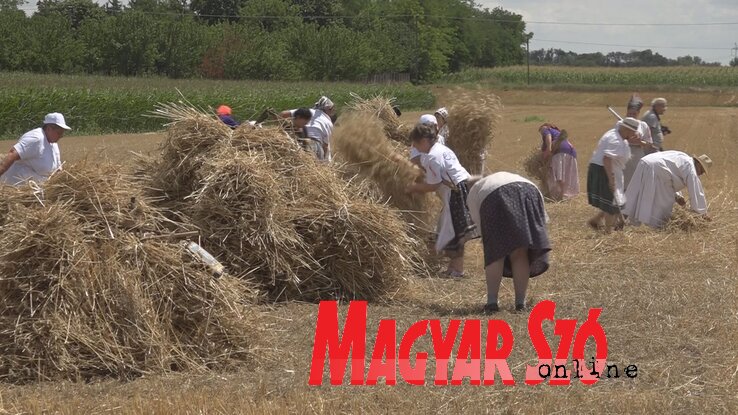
(314, 96), (334, 111)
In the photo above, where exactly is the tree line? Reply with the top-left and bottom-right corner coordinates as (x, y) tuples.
(0, 0), (528, 82)
(529, 48), (726, 67)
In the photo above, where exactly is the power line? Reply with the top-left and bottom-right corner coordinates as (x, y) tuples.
(11, 7), (738, 26)
(532, 38), (734, 51)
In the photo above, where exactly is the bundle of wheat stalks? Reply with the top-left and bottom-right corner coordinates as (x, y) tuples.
(522, 147), (548, 193)
(666, 205), (709, 232)
(346, 93), (407, 143)
(138, 104), (421, 302)
(0, 164), (257, 383)
(446, 92), (503, 175)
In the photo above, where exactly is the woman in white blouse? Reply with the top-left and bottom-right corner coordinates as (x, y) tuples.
(586, 118), (639, 232)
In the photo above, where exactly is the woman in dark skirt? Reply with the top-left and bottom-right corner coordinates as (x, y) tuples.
(586, 118), (638, 232)
(466, 172), (551, 312)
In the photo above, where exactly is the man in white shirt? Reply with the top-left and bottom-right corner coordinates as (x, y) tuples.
(280, 105), (334, 161)
(623, 151), (711, 228)
(0, 113), (71, 186)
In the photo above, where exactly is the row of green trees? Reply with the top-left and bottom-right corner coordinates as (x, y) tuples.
(0, 0), (528, 82)
(529, 48), (724, 67)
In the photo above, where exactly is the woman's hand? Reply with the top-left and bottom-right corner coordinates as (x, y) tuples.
(675, 194), (687, 206)
(405, 184), (418, 194)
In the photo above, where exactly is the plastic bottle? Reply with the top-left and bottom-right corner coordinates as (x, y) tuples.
(186, 241), (225, 277)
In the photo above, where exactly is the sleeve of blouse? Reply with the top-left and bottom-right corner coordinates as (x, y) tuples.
(685, 171), (708, 214)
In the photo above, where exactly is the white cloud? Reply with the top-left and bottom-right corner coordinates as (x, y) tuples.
(478, 0), (738, 64)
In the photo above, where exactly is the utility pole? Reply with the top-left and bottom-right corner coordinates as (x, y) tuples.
(732, 43), (738, 58)
(526, 32), (534, 85)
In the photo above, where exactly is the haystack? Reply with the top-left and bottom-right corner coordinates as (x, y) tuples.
(137, 104), (422, 301)
(0, 165), (257, 383)
(346, 93), (407, 143)
(446, 92), (503, 175)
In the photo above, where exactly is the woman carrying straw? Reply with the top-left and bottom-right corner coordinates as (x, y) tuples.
(539, 123), (579, 201)
(466, 172), (551, 313)
(405, 124), (479, 278)
(587, 118), (639, 232)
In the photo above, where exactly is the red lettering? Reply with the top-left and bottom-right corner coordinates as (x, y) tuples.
(451, 320), (481, 386)
(366, 320), (397, 385)
(429, 320), (461, 385)
(398, 320), (429, 385)
(308, 301), (367, 386)
(526, 300), (556, 385)
(483, 320), (515, 385)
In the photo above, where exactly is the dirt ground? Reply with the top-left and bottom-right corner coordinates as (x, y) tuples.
(1, 89), (737, 414)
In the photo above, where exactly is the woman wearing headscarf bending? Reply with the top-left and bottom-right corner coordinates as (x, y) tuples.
(405, 123), (479, 278)
(466, 172), (551, 312)
(539, 123), (579, 201)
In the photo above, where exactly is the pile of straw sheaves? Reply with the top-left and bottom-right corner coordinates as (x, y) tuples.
(446, 92), (503, 175)
(0, 164), (257, 383)
(137, 104), (421, 301)
(0, 104), (426, 383)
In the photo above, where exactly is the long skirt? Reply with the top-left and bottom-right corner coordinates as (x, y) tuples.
(479, 182), (551, 278)
(436, 181), (480, 256)
(587, 163), (621, 215)
(623, 161), (677, 228)
(546, 153), (580, 201)
(623, 145), (645, 190)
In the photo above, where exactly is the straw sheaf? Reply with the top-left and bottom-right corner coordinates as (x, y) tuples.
(522, 147), (548, 193)
(346, 93), (407, 143)
(446, 93), (503, 175)
(331, 113), (431, 227)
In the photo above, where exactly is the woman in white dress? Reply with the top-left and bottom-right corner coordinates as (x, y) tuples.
(405, 124), (479, 278)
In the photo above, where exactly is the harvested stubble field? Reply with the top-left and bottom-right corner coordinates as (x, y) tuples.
(0, 89), (737, 414)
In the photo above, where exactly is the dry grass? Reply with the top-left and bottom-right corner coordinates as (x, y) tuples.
(445, 91), (503, 175)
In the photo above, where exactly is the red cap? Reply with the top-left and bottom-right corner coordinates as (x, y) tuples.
(217, 105), (232, 116)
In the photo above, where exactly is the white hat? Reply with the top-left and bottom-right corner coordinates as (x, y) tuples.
(43, 113), (71, 130)
(618, 117), (640, 132)
(419, 114), (438, 126)
(651, 97), (667, 107)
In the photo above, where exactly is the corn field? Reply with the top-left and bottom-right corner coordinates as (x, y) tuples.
(444, 66), (738, 87)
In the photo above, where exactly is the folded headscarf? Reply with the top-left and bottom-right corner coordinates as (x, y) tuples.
(314, 96), (334, 111)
